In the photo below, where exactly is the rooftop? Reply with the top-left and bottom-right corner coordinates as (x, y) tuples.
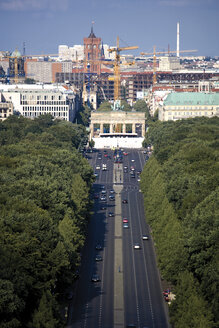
(164, 92), (219, 106)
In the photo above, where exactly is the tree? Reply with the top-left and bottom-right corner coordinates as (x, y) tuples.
(133, 100), (148, 112)
(97, 101), (112, 111)
(170, 271), (214, 328)
(31, 291), (62, 328)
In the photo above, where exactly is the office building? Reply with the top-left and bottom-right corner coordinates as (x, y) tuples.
(0, 84), (78, 122)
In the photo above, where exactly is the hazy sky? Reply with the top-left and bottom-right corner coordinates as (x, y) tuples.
(0, 0), (218, 57)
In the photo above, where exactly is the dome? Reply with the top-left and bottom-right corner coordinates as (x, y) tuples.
(12, 49), (21, 57)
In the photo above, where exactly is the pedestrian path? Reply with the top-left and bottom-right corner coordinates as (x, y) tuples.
(113, 163), (124, 327)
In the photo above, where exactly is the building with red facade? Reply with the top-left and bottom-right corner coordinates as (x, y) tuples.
(83, 26), (101, 75)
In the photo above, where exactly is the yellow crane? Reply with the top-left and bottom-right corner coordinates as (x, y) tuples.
(141, 47), (197, 84)
(108, 37), (138, 100)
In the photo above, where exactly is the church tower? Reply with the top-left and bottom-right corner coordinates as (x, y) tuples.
(83, 25), (101, 75)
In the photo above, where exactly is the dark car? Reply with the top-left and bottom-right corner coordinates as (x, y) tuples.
(65, 291), (73, 300)
(91, 274), (101, 282)
(109, 195), (115, 201)
(95, 244), (102, 250)
(95, 255), (102, 261)
(108, 212), (114, 217)
(122, 199), (128, 204)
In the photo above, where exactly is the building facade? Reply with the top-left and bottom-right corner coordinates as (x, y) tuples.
(159, 92), (219, 121)
(158, 56), (181, 71)
(0, 93), (13, 121)
(0, 84), (78, 122)
(83, 27), (101, 75)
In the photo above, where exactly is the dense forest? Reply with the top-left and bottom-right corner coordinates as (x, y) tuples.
(141, 117), (219, 328)
(0, 115), (94, 327)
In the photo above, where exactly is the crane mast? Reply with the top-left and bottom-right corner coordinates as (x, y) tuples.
(109, 37), (138, 102)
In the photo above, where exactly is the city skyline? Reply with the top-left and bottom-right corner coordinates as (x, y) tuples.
(0, 0), (218, 57)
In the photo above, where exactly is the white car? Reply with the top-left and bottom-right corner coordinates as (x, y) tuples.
(96, 165), (100, 170)
(131, 159), (135, 162)
(133, 243), (141, 249)
(142, 235), (149, 240)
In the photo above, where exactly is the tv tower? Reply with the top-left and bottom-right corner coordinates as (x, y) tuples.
(177, 22), (180, 57)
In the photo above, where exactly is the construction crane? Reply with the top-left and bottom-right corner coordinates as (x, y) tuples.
(108, 37), (138, 100)
(2, 51), (59, 84)
(141, 47), (197, 84)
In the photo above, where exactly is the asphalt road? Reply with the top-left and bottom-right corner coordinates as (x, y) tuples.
(68, 149), (169, 328)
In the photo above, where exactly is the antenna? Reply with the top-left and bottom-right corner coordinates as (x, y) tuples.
(23, 42), (26, 56)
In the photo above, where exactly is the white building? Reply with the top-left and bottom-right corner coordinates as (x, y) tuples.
(61, 61), (73, 73)
(159, 92), (219, 121)
(148, 90), (171, 116)
(58, 45), (84, 61)
(0, 84), (78, 122)
(26, 61), (53, 83)
(159, 56), (181, 71)
(0, 92), (13, 121)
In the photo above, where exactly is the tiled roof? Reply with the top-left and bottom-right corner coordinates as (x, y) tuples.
(164, 92), (219, 106)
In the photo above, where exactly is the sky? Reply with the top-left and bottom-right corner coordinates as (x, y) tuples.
(0, 0), (218, 57)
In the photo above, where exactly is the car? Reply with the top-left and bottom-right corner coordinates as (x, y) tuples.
(95, 244), (102, 250)
(131, 159), (135, 162)
(123, 152), (129, 156)
(104, 153), (108, 158)
(109, 189), (115, 194)
(137, 170), (141, 175)
(95, 254), (102, 261)
(96, 165), (100, 170)
(91, 274), (101, 282)
(137, 177), (141, 182)
(100, 206), (107, 210)
(100, 195), (106, 201)
(123, 223), (129, 228)
(101, 189), (106, 194)
(98, 156), (102, 160)
(109, 195), (115, 201)
(65, 291), (73, 300)
(123, 218), (128, 223)
(108, 212), (114, 217)
(124, 166), (128, 170)
(133, 243), (141, 249)
(142, 235), (149, 240)
(131, 174), (135, 178)
(100, 185), (106, 190)
(122, 199), (128, 204)
(130, 166), (135, 171)
(102, 164), (107, 171)
(94, 172), (99, 178)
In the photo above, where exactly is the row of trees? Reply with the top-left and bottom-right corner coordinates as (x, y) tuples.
(0, 115), (94, 327)
(141, 117), (219, 327)
(97, 99), (150, 114)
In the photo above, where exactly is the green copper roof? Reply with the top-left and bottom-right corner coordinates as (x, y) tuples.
(164, 92), (219, 106)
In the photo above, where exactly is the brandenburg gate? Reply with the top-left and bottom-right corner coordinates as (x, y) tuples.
(90, 111), (145, 138)
(89, 111), (146, 148)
